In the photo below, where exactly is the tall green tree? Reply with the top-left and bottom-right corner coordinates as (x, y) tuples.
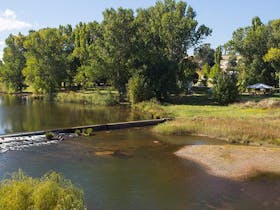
(214, 46), (222, 65)
(72, 22), (105, 88)
(209, 46), (222, 80)
(58, 24), (78, 88)
(135, 0), (211, 99)
(194, 43), (215, 67)
(226, 16), (276, 88)
(23, 28), (67, 94)
(0, 33), (26, 92)
(95, 8), (136, 98)
(264, 47), (280, 91)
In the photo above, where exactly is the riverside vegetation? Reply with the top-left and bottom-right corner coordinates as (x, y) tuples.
(1, 0), (280, 206)
(55, 91), (119, 106)
(134, 93), (280, 146)
(0, 170), (85, 210)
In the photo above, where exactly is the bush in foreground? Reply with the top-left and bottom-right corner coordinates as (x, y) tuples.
(0, 170), (86, 210)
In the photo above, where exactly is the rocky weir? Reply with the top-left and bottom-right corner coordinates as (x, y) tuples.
(0, 118), (170, 153)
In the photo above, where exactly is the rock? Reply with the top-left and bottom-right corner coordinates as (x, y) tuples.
(94, 150), (132, 158)
(95, 151), (115, 156)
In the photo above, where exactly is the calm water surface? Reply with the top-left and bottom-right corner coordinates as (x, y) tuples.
(0, 95), (139, 134)
(0, 95), (280, 210)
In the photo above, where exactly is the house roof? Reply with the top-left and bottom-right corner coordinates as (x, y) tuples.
(247, 83), (273, 89)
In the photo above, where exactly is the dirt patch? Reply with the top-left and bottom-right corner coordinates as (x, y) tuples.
(175, 145), (280, 180)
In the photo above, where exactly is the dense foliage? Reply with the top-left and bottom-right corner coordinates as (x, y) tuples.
(0, 0), (211, 101)
(226, 17), (280, 89)
(127, 75), (152, 104)
(212, 72), (239, 105)
(0, 170), (85, 210)
(2, 2), (280, 104)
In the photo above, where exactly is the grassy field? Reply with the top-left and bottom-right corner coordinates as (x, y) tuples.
(139, 91), (280, 146)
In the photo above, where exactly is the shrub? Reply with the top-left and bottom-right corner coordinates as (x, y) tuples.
(75, 129), (81, 136)
(212, 72), (239, 105)
(127, 75), (152, 104)
(0, 170), (86, 209)
(85, 128), (93, 136)
(132, 99), (170, 119)
(45, 132), (54, 140)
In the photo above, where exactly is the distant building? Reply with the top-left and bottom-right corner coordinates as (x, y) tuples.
(220, 55), (242, 71)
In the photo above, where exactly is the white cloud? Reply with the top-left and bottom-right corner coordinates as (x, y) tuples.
(0, 9), (32, 32)
(3, 9), (16, 19)
(0, 41), (4, 60)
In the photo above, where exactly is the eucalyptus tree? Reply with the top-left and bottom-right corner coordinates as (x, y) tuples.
(0, 33), (26, 92)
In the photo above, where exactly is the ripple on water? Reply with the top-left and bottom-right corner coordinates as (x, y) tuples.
(0, 135), (59, 153)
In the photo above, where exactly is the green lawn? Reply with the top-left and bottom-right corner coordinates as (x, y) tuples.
(163, 104), (278, 119)
(140, 93), (280, 146)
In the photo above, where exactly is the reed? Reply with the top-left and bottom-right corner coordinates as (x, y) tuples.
(55, 91), (119, 106)
(153, 117), (280, 145)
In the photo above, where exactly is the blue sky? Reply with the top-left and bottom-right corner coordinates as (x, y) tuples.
(0, 0), (280, 58)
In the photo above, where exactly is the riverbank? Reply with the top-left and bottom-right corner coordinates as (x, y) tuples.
(175, 145), (280, 180)
(147, 98), (280, 146)
(0, 89), (120, 106)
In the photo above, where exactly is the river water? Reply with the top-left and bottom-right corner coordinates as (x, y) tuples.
(0, 95), (280, 209)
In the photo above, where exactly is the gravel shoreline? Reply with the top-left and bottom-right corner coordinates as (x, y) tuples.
(175, 145), (280, 180)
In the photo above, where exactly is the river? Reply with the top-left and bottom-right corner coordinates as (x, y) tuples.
(0, 95), (280, 209)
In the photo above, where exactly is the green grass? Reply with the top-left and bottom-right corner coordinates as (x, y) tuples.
(153, 117), (280, 145)
(0, 170), (85, 209)
(162, 104), (277, 119)
(135, 95), (280, 145)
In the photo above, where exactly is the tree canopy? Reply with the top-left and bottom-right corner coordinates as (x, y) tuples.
(0, 0), (211, 100)
(226, 17), (280, 88)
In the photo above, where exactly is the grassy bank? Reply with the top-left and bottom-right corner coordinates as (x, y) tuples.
(153, 117), (280, 145)
(55, 90), (119, 106)
(137, 98), (280, 145)
(132, 100), (170, 119)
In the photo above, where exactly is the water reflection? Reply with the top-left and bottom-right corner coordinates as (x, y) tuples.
(0, 95), (142, 134)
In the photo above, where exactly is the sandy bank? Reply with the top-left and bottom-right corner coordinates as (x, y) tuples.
(175, 145), (280, 180)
